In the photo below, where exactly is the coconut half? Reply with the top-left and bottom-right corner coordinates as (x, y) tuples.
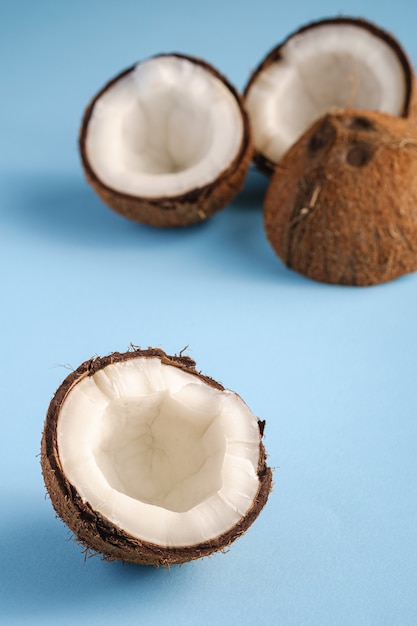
(264, 109), (417, 286)
(80, 54), (253, 227)
(41, 348), (272, 565)
(245, 17), (417, 174)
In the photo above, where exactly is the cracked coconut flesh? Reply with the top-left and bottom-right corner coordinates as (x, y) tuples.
(86, 56), (244, 197)
(246, 23), (408, 163)
(57, 358), (261, 547)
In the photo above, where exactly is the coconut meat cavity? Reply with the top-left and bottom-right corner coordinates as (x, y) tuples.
(57, 357), (261, 548)
(86, 55), (244, 197)
(246, 23), (408, 164)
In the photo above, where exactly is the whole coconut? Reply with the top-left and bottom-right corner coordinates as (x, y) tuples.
(264, 110), (417, 286)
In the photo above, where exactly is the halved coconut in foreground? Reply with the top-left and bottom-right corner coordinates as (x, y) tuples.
(264, 109), (417, 286)
(41, 348), (272, 565)
(80, 54), (253, 227)
(245, 17), (417, 174)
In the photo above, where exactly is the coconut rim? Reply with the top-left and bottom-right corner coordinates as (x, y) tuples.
(41, 348), (272, 565)
(244, 16), (416, 174)
(79, 53), (252, 210)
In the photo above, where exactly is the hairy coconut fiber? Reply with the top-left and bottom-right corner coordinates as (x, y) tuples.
(80, 54), (253, 228)
(41, 348), (272, 566)
(264, 110), (417, 286)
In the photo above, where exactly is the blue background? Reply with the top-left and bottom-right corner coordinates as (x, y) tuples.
(2, 1), (417, 624)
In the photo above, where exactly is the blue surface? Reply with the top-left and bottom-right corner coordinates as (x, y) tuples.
(2, 1), (417, 624)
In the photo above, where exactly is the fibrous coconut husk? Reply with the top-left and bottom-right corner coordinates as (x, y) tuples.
(264, 110), (417, 285)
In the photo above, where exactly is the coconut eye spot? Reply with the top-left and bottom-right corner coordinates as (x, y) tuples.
(345, 143), (375, 167)
(85, 56), (243, 198)
(345, 115), (377, 131)
(246, 22), (407, 164)
(307, 119), (336, 153)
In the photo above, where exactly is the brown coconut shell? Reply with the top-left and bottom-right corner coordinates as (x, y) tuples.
(80, 54), (253, 228)
(244, 17), (417, 175)
(41, 347), (272, 566)
(264, 109), (417, 286)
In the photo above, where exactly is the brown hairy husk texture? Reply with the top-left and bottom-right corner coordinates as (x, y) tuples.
(41, 347), (273, 566)
(80, 54), (253, 227)
(244, 16), (417, 175)
(264, 109), (417, 286)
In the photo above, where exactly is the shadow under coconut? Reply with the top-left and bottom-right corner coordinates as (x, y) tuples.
(199, 167), (314, 285)
(3, 169), (330, 288)
(0, 511), (176, 620)
(235, 166), (269, 210)
(2, 171), (209, 250)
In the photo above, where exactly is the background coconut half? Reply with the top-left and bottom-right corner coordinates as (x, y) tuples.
(244, 17), (417, 174)
(80, 54), (253, 227)
(41, 348), (272, 566)
(264, 109), (417, 286)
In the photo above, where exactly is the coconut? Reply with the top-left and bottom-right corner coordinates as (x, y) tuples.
(244, 17), (417, 174)
(263, 109), (417, 285)
(41, 348), (272, 566)
(80, 54), (253, 227)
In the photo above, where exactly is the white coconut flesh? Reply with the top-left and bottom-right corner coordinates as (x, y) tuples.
(85, 56), (244, 198)
(246, 23), (408, 164)
(57, 358), (261, 548)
